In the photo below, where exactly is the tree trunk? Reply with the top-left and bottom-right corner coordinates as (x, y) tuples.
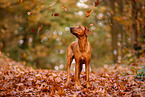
(110, 0), (118, 63)
(131, 0), (138, 52)
(111, 19), (118, 63)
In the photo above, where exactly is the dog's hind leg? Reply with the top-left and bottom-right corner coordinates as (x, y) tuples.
(78, 63), (82, 85)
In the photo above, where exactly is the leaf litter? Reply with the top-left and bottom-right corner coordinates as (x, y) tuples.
(0, 52), (144, 96)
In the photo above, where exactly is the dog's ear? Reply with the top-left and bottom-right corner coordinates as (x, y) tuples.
(85, 27), (91, 35)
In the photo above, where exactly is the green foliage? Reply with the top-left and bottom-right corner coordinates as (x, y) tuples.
(0, 0), (112, 69)
(136, 67), (145, 81)
(0, 0), (144, 69)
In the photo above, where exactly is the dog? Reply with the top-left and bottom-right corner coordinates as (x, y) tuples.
(66, 26), (91, 88)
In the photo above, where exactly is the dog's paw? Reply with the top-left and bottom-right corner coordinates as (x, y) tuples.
(74, 85), (82, 90)
(87, 83), (90, 88)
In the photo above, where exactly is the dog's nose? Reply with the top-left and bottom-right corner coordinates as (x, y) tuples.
(70, 27), (73, 32)
(70, 27), (73, 30)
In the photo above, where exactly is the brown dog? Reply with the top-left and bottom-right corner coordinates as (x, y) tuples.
(66, 26), (91, 88)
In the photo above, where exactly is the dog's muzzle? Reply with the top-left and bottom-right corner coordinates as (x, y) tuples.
(70, 27), (79, 37)
(70, 27), (74, 33)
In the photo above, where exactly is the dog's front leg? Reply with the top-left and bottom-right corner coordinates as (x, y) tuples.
(67, 58), (72, 84)
(78, 63), (82, 85)
(86, 61), (90, 88)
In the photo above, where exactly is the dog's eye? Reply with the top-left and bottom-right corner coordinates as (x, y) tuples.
(78, 27), (81, 29)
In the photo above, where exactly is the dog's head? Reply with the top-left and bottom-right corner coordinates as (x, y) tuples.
(70, 26), (91, 38)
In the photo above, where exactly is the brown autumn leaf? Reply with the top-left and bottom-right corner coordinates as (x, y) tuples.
(85, 10), (93, 18)
(51, 13), (54, 16)
(95, 0), (100, 7)
(19, 0), (23, 3)
(16, 83), (24, 86)
(27, 12), (33, 15)
(51, 13), (59, 16)
(134, 0), (138, 2)
(110, 10), (114, 15)
(108, 19), (112, 25)
(55, 77), (62, 83)
(62, 5), (67, 11)
(37, 25), (43, 34)
(54, 13), (59, 16)
(49, 2), (56, 6)
(0, 52), (144, 96)
(90, 23), (94, 26)
(31, 29), (35, 32)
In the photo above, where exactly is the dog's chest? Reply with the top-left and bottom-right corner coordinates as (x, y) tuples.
(73, 42), (91, 62)
(80, 57), (86, 63)
(74, 49), (91, 63)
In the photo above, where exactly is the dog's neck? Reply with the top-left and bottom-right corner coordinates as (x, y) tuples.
(78, 35), (88, 52)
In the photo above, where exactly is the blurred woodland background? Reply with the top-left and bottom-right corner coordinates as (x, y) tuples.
(0, 0), (144, 70)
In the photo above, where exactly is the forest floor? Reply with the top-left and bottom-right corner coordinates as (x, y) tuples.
(0, 52), (144, 97)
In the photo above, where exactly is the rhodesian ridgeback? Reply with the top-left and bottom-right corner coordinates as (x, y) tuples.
(66, 26), (91, 88)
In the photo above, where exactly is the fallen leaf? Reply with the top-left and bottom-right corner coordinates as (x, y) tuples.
(31, 29), (35, 32)
(62, 5), (67, 11)
(37, 25), (43, 34)
(0, 52), (144, 96)
(49, 2), (56, 6)
(134, 0), (138, 2)
(90, 23), (94, 26)
(85, 10), (93, 18)
(54, 13), (59, 16)
(16, 83), (24, 86)
(108, 19), (112, 25)
(27, 12), (33, 15)
(51, 13), (59, 16)
(95, 0), (100, 7)
(110, 10), (114, 15)
(55, 77), (62, 83)
(19, 0), (23, 4)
